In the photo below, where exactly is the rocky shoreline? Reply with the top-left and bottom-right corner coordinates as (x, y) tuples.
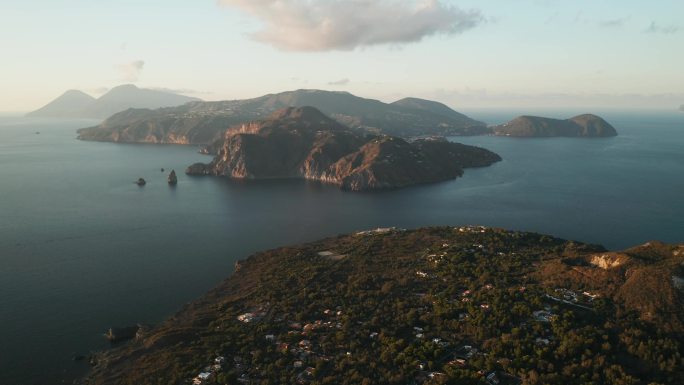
(185, 107), (501, 191)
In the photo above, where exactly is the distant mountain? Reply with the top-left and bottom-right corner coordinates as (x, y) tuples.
(493, 114), (618, 137)
(77, 89), (488, 144)
(185, 106), (501, 191)
(27, 85), (200, 119)
(26, 90), (96, 118)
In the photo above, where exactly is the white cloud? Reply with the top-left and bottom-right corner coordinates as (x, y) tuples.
(117, 60), (145, 82)
(598, 17), (628, 28)
(328, 78), (350, 86)
(218, 0), (483, 51)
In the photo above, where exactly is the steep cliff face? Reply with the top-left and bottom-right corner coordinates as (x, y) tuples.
(186, 107), (501, 191)
(493, 114), (617, 137)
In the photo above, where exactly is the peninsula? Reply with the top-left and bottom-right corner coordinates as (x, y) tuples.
(493, 114), (618, 137)
(82, 226), (684, 385)
(185, 107), (501, 191)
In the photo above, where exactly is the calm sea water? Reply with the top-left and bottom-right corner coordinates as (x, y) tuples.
(0, 110), (682, 384)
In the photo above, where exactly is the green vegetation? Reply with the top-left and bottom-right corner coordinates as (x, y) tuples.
(84, 227), (683, 385)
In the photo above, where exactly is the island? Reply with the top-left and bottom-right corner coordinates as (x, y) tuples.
(27, 84), (200, 119)
(82, 227), (684, 385)
(492, 114), (618, 137)
(184, 106), (501, 191)
(76, 89), (489, 144)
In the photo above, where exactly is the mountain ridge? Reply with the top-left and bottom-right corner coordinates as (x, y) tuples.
(27, 84), (200, 119)
(77, 89), (489, 144)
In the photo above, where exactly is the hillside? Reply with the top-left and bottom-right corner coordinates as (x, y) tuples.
(76, 89), (488, 144)
(184, 107), (501, 191)
(81, 227), (684, 385)
(27, 85), (200, 119)
(493, 114), (618, 137)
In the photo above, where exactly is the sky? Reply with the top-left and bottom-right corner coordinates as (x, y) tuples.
(1, 0), (683, 112)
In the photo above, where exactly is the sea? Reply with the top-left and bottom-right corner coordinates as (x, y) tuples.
(0, 109), (682, 384)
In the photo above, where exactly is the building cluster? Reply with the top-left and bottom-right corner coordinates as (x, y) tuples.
(191, 356), (225, 385)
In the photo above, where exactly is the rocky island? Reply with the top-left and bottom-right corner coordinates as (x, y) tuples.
(81, 227), (684, 385)
(76, 89), (489, 144)
(493, 114), (617, 137)
(184, 107), (501, 191)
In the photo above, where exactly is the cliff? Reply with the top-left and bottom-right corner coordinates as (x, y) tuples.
(185, 107), (501, 191)
(77, 89), (488, 144)
(81, 227), (684, 385)
(493, 114), (618, 137)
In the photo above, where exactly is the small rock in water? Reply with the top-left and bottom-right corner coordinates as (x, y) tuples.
(167, 170), (178, 185)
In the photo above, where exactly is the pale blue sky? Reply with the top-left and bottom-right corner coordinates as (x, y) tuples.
(1, 0), (682, 111)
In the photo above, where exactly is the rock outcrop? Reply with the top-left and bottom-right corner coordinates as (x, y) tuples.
(167, 170), (177, 185)
(493, 114), (617, 137)
(104, 326), (140, 343)
(185, 107), (501, 191)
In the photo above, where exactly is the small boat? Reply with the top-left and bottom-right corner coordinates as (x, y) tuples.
(161, 168), (164, 172)
(136, 178), (146, 186)
(167, 170), (178, 185)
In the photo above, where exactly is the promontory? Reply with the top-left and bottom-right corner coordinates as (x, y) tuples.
(81, 226), (684, 385)
(184, 106), (501, 191)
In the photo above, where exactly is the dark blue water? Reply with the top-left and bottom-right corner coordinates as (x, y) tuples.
(0, 111), (682, 384)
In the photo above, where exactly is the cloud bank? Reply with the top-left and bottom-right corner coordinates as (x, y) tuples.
(218, 0), (483, 51)
(645, 21), (679, 34)
(117, 60), (145, 82)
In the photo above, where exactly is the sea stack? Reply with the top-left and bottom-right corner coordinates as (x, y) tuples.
(167, 170), (177, 185)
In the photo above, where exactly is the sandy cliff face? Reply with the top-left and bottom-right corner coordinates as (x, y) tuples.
(186, 107), (501, 191)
